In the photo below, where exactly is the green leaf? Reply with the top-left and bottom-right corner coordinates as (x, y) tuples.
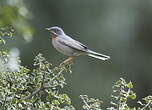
(0, 39), (5, 44)
(52, 100), (60, 105)
(12, 98), (17, 104)
(128, 93), (136, 100)
(127, 81), (133, 89)
(120, 97), (127, 102)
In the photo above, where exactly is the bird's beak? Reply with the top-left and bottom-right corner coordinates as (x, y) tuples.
(45, 27), (51, 30)
(45, 27), (57, 35)
(45, 27), (54, 33)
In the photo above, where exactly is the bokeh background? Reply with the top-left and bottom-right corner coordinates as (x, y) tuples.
(1, 0), (152, 109)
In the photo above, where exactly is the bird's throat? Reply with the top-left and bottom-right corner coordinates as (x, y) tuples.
(51, 33), (57, 39)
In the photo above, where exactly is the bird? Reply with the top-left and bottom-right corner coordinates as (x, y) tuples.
(46, 26), (110, 65)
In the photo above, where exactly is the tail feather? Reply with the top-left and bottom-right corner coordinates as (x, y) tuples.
(87, 50), (110, 61)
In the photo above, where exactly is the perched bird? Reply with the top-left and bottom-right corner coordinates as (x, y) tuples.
(46, 26), (110, 65)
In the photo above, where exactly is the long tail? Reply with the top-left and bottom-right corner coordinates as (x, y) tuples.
(87, 50), (110, 61)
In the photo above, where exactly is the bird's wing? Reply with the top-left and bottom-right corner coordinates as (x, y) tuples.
(58, 35), (88, 52)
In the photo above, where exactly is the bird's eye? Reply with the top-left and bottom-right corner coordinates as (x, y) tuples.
(55, 29), (58, 32)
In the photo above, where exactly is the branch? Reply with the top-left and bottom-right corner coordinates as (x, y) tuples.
(24, 88), (42, 100)
(141, 100), (152, 110)
(24, 68), (64, 100)
(43, 69), (64, 89)
(2, 92), (8, 109)
(80, 95), (90, 110)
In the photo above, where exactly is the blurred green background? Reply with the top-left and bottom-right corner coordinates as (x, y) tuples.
(1, 0), (152, 109)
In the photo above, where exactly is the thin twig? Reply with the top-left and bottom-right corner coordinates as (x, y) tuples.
(43, 69), (64, 89)
(24, 88), (42, 100)
(50, 69), (64, 82)
(24, 68), (64, 100)
(141, 100), (152, 110)
(80, 95), (90, 110)
(24, 71), (46, 100)
(41, 71), (46, 88)
(2, 92), (8, 109)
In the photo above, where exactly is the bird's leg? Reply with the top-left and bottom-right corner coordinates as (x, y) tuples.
(60, 56), (76, 66)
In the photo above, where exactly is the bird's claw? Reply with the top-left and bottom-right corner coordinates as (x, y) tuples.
(59, 60), (73, 67)
(59, 56), (75, 67)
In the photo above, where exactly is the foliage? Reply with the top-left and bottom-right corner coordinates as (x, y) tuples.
(0, 26), (14, 44)
(107, 78), (136, 110)
(0, 30), (75, 109)
(80, 78), (152, 110)
(0, 0), (33, 42)
(80, 95), (103, 110)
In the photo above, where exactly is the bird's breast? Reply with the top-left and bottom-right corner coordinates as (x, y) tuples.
(52, 38), (75, 56)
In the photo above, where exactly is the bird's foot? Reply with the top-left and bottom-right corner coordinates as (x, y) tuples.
(59, 56), (75, 67)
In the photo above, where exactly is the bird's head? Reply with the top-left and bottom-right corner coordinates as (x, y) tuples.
(45, 26), (65, 36)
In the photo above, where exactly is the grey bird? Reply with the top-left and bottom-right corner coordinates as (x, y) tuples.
(46, 26), (110, 65)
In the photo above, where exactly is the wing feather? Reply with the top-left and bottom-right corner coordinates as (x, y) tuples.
(58, 35), (88, 52)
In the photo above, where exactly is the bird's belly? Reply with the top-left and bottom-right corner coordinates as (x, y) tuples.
(52, 39), (76, 56)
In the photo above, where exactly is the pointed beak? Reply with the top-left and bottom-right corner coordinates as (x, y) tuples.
(45, 27), (57, 35)
(45, 27), (54, 34)
(45, 27), (52, 30)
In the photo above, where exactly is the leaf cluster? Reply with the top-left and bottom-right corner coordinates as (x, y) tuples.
(0, 0), (33, 42)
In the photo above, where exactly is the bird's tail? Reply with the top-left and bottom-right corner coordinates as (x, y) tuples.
(87, 50), (110, 61)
